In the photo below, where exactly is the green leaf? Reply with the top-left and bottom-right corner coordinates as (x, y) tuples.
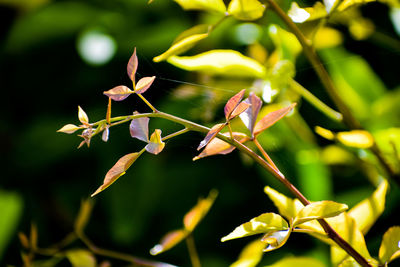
(91, 151), (143, 197)
(264, 186), (304, 220)
(57, 124), (81, 134)
(221, 213), (288, 242)
(130, 113), (150, 142)
(230, 239), (267, 267)
(253, 103), (296, 136)
(348, 179), (388, 234)
(135, 76), (156, 94)
(261, 229), (291, 252)
(336, 130), (374, 149)
(239, 92), (262, 136)
(293, 201), (348, 226)
(167, 50), (267, 78)
(173, 0), (226, 13)
(288, 2), (327, 23)
(379, 226), (400, 264)
(150, 229), (188, 255)
(268, 24), (302, 62)
(154, 24), (211, 62)
(145, 129), (165, 155)
(103, 85), (134, 101)
(228, 0), (266, 21)
(127, 47), (138, 84)
(66, 249), (96, 267)
(183, 189), (218, 231)
(265, 256), (326, 267)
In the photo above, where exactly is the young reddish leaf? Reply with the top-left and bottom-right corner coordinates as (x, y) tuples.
(127, 47), (138, 83)
(183, 190), (218, 232)
(103, 85), (133, 101)
(254, 103), (296, 136)
(135, 76), (156, 94)
(150, 229), (187, 255)
(239, 92), (262, 136)
(78, 106), (89, 125)
(57, 124), (80, 134)
(224, 89), (246, 120)
(91, 152), (142, 197)
(129, 113), (150, 142)
(145, 129), (165, 155)
(193, 132), (248, 161)
(197, 123), (226, 151)
(229, 101), (251, 120)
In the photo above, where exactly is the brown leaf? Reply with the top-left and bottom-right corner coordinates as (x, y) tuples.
(254, 103), (296, 136)
(224, 89), (246, 120)
(91, 152), (142, 197)
(130, 113), (150, 142)
(239, 92), (262, 136)
(150, 229), (187, 255)
(145, 129), (165, 155)
(183, 190), (218, 232)
(229, 101), (251, 120)
(197, 123), (226, 151)
(103, 85), (133, 101)
(135, 76), (156, 94)
(127, 47), (138, 83)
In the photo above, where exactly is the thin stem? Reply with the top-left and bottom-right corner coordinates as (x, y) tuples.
(137, 93), (157, 112)
(162, 127), (190, 141)
(185, 234), (201, 267)
(253, 138), (279, 172)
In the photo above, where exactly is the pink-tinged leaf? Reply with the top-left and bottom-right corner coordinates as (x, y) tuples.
(129, 113), (150, 142)
(193, 132), (248, 161)
(78, 106), (89, 125)
(254, 103), (296, 136)
(183, 190), (218, 232)
(91, 152), (142, 197)
(57, 124), (81, 134)
(127, 47), (138, 83)
(197, 123), (226, 151)
(135, 76), (156, 94)
(224, 89), (246, 120)
(239, 92), (262, 136)
(229, 101), (251, 120)
(150, 229), (187, 255)
(102, 126), (109, 142)
(145, 129), (165, 155)
(103, 86), (133, 101)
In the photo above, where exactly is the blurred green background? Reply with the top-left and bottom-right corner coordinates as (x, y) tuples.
(1, 0), (400, 266)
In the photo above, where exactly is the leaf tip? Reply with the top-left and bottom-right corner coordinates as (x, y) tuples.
(150, 244), (164, 255)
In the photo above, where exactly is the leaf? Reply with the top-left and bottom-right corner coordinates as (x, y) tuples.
(348, 179), (388, 234)
(313, 27), (343, 49)
(154, 24), (211, 62)
(145, 129), (165, 155)
(197, 123), (226, 151)
(231, 239), (267, 267)
(135, 76), (156, 94)
(150, 229), (188, 255)
(239, 92), (262, 136)
(288, 2), (327, 23)
(57, 124), (80, 134)
(167, 50), (267, 78)
(337, 0), (376, 12)
(228, 0), (266, 21)
(254, 103), (296, 136)
(266, 256), (326, 267)
(230, 102), (251, 120)
(127, 47), (138, 83)
(66, 249), (96, 267)
(268, 25), (302, 62)
(221, 213), (289, 242)
(336, 130), (374, 149)
(379, 226), (400, 264)
(261, 229), (291, 252)
(130, 114), (150, 142)
(91, 152), (143, 197)
(102, 126), (109, 142)
(103, 85), (134, 101)
(224, 89), (246, 120)
(293, 201), (348, 227)
(74, 199), (93, 234)
(78, 106), (89, 125)
(183, 189), (218, 231)
(264, 186), (304, 220)
(193, 132), (247, 160)
(173, 0), (226, 14)
(315, 126), (335, 140)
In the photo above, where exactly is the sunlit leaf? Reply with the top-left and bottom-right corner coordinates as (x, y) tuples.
(197, 123), (226, 151)
(173, 0), (227, 13)
(127, 47), (138, 83)
(315, 126), (335, 140)
(254, 103), (296, 136)
(224, 89), (246, 120)
(261, 229), (291, 252)
(239, 92), (262, 136)
(348, 179), (388, 234)
(154, 25), (211, 62)
(337, 0), (376, 12)
(57, 124), (81, 134)
(266, 256), (326, 267)
(379, 226), (400, 264)
(135, 76), (156, 94)
(167, 50), (267, 78)
(193, 132), (247, 160)
(78, 106), (89, 125)
(293, 201), (348, 226)
(74, 199), (93, 234)
(103, 85), (133, 101)
(268, 25), (302, 62)
(221, 213), (288, 242)
(150, 229), (187, 255)
(228, 0), (266, 21)
(337, 130), (374, 149)
(183, 189), (218, 231)
(145, 129), (165, 155)
(91, 152), (143, 197)
(231, 239), (267, 267)
(102, 126), (109, 142)
(230, 102), (251, 120)
(66, 249), (96, 267)
(313, 27), (343, 49)
(288, 2), (327, 23)
(130, 113), (150, 142)
(264, 186), (304, 220)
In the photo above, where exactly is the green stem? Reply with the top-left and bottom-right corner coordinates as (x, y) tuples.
(137, 93), (158, 112)
(185, 234), (201, 267)
(162, 128), (190, 141)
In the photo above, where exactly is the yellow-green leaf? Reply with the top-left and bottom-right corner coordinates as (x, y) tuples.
(268, 24), (302, 62)
(313, 27), (343, 49)
(315, 126), (336, 140)
(167, 50), (267, 78)
(66, 249), (96, 267)
(228, 0), (266, 21)
(145, 129), (165, 155)
(266, 256), (326, 267)
(293, 201), (348, 226)
(173, 0), (226, 13)
(337, 0), (376, 12)
(348, 179), (388, 234)
(78, 106), (89, 125)
(230, 239), (267, 267)
(57, 124), (81, 134)
(264, 186), (304, 220)
(150, 229), (188, 255)
(261, 229), (291, 252)
(337, 130), (374, 149)
(221, 213), (288, 242)
(288, 2), (327, 23)
(379, 226), (400, 264)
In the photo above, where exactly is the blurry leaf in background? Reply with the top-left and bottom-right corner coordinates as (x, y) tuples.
(373, 128), (400, 171)
(390, 7), (400, 35)
(0, 190), (23, 260)
(265, 256), (326, 267)
(227, 0), (266, 21)
(288, 2), (327, 23)
(230, 239), (266, 267)
(379, 226), (400, 264)
(66, 249), (96, 267)
(173, 0), (226, 14)
(313, 27), (343, 49)
(232, 23), (263, 45)
(150, 229), (187, 255)
(0, 0), (50, 11)
(268, 24), (302, 62)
